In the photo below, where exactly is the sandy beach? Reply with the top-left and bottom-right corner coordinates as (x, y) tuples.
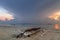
(0, 25), (60, 40)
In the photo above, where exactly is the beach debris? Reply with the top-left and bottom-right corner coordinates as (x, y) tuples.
(23, 27), (41, 37)
(12, 27), (43, 38)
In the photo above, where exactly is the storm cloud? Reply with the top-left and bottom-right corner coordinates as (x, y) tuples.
(0, 0), (60, 23)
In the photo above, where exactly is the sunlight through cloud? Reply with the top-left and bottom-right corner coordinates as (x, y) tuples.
(48, 12), (60, 21)
(0, 7), (14, 21)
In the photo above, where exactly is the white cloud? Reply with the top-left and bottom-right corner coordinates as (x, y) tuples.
(0, 7), (14, 21)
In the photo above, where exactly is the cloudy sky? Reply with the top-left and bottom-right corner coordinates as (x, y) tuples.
(0, 0), (60, 24)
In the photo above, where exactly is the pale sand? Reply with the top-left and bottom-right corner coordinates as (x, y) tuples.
(0, 27), (60, 40)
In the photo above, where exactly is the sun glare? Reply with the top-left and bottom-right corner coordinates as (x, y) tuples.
(48, 12), (60, 20)
(54, 24), (59, 30)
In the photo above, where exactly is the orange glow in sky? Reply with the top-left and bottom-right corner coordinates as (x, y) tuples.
(48, 12), (60, 20)
(0, 7), (14, 21)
